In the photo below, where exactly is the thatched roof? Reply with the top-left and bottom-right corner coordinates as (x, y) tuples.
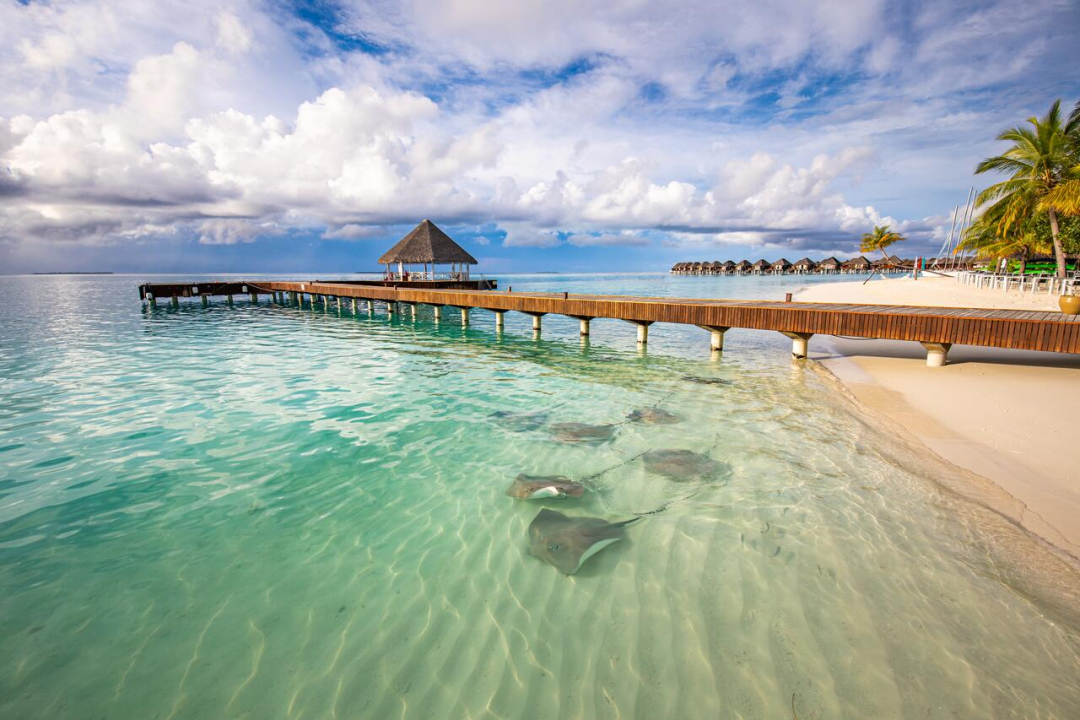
(818, 257), (841, 268)
(378, 220), (477, 265)
(770, 258), (791, 269)
(722, 260), (736, 268)
(792, 257), (817, 268)
(752, 259), (770, 269)
(734, 260), (752, 270)
(843, 256), (871, 268)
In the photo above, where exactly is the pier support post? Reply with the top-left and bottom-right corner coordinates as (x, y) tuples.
(697, 325), (729, 351)
(572, 316), (592, 336)
(387, 301), (396, 316)
(337, 296), (343, 311)
(624, 320), (652, 344)
(460, 307), (470, 326)
(201, 295), (208, 308)
(495, 311), (505, 329)
(367, 300), (374, 313)
(433, 306), (442, 322)
(147, 293), (157, 309)
(289, 291), (297, 304)
(351, 298), (357, 312)
(921, 342), (952, 367)
(781, 332), (813, 359)
(227, 294), (233, 306)
(171, 295), (179, 309)
(250, 292), (257, 304)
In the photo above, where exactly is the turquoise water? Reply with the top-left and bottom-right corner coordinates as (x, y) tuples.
(2, 272), (1079, 719)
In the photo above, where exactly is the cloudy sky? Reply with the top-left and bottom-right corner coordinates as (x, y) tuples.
(2, 0), (1078, 273)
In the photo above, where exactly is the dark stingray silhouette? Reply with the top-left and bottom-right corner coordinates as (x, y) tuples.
(550, 422), (617, 443)
(528, 509), (638, 575)
(491, 410), (548, 432)
(681, 376), (732, 386)
(506, 474), (585, 500)
(642, 449), (723, 481)
(627, 407), (680, 424)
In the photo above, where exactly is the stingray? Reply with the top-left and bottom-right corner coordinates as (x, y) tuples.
(550, 422), (617, 443)
(490, 410), (548, 432)
(681, 376), (733, 386)
(642, 449), (723, 482)
(528, 509), (638, 575)
(627, 407), (680, 425)
(506, 474), (585, 500)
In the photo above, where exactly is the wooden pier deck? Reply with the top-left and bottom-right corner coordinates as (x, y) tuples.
(138, 279), (1080, 365)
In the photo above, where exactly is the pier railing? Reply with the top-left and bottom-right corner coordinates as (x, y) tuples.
(138, 280), (1080, 366)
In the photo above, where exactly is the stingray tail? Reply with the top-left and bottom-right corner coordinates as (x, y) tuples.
(613, 516), (644, 528)
(579, 450), (647, 485)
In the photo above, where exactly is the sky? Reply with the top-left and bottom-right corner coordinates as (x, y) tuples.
(1, 0), (1078, 274)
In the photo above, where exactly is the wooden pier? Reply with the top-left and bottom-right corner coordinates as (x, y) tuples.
(138, 279), (1080, 366)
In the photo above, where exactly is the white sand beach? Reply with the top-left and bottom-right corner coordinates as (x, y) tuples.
(798, 275), (1080, 561)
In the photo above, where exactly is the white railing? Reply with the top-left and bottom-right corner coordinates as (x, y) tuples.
(955, 270), (1079, 295)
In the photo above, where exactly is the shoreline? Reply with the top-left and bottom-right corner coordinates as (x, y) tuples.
(797, 275), (1080, 564)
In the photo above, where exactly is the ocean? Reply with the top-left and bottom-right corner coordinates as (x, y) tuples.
(1, 272), (1078, 718)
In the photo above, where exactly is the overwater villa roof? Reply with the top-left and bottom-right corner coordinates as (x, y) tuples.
(770, 258), (791, 269)
(819, 257), (841, 268)
(722, 260), (736, 268)
(378, 220), (478, 265)
(792, 257), (816, 268)
(734, 260), (752, 270)
(843, 256), (871, 268)
(752, 259), (770, 269)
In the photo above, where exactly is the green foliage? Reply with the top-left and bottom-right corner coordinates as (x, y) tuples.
(974, 99), (1080, 276)
(859, 225), (905, 259)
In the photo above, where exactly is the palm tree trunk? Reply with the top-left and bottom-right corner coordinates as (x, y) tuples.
(1048, 208), (1066, 278)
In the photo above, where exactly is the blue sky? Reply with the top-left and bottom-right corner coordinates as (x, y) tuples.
(1, 0), (1078, 273)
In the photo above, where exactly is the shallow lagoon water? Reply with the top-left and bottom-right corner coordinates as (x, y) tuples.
(1, 272), (1079, 718)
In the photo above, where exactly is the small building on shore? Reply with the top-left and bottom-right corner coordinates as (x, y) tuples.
(378, 220), (477, 281)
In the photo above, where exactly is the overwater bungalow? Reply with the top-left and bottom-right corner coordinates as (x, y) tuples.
(710, 261), (723, 275)
(769, 258), (792, 274)
(734, 260), (752, 274)
(818, 257), (841, 274)
(842, 256), (871, 273)
(792, 257), (817, 274)
(722, 260), (736, 274)
(379, 220), (477, 281)
(751, 259), (770, 275)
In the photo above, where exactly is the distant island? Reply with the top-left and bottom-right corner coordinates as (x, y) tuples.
(32, 271), (114, 275)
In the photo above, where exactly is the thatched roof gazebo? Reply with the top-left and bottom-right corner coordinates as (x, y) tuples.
(378, 220), (477, 281)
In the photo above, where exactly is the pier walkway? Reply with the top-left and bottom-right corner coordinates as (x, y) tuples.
(138, 279), (1080, 366)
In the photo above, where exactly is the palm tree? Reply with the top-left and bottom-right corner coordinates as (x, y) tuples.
(960, 216), (1050, 276)
(1040, 101), (1080, 218)
(975, 100), (1077, 278)
(859, 225), (905, 262)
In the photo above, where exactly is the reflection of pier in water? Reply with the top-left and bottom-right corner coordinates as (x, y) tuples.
(138, 279), (1080, 366)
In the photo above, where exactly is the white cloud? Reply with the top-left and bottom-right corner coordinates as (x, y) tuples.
(1, 0), (1075, 266)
